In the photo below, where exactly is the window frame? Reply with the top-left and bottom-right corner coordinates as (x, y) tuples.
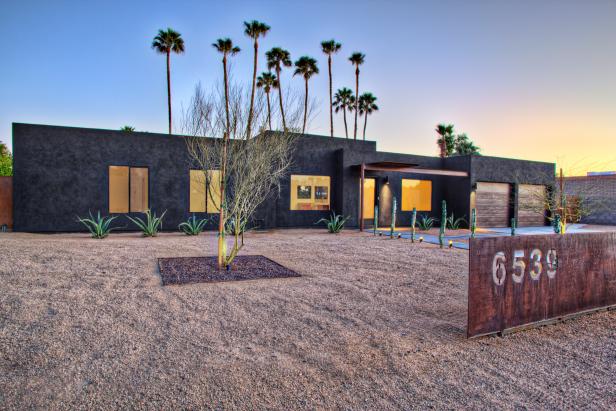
(290, 174), (331, 211)
(108, 165), (150, 214)
(401, 178), (432, 212)
(188, 169), (221, 214)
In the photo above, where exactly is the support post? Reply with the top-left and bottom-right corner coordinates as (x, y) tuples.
(359, 163), (365, 232)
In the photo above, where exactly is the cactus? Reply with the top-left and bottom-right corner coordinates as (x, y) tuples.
(411, 207), (417, 243)
(439, 200), (447, 248)
(390, 197), (397, 238)
(470, 208), (477, 239)
(510, 217), (516, 236)
(373, 205), (379, 236)
(553, 214), (562, 234)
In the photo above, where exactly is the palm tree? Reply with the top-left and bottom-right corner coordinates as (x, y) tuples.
(256, 72), (278, 130)
(212, 38), (240, 268)
(358, 93), (378, 140)
(266, 47), (292, 130)
(436, 123), (455, 158)
(332, 88), (355, 138)
(348, 52), (365, 140)
(294, 56), (319, 133)
(321, 40), (342, 137)
(152, 28), (185, 134)
(454, 133), (481, 155)
(244, 20), (270, 139)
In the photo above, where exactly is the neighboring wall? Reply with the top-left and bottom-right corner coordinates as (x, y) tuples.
(0, 176), (12, 229)
(564, 175), (616, 225)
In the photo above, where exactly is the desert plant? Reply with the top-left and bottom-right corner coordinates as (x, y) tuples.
(511, 217), (517, 236)
(294, 56), (319, 133)
(390, 197), (397, 238)
(77, 211), (118, 239)
(244, 20), (270, 139)
(411, 207), (417, 242)
(321, 39), (342, 137)
(316, 212), (350, 233)
(417, 214), (437, 231)
(373, 205), (379, 235)
(439, 200), (447, 248)
(178, 215), (209, 236)
(127, 209), (166, 237)
(553, 214), (562, 234)
(358, 92), (378, 140)
(470, 208), (477, 238)
(349, 52), (365, 139)
(446, 213), (467, 230)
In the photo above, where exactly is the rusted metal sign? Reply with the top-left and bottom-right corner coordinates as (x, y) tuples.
(0, 177), (12, 229)
(468, 232), (616, 338)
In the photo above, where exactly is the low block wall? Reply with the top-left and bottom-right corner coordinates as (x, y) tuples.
(467, 232), (616, 337)
(0, 176), (12, 229)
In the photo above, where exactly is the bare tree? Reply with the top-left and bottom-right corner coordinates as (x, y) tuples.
(182, 83), (307, 268)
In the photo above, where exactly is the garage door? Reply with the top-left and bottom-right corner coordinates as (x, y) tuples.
(474, 182), (511, 227)
(518, 184), (547, 226)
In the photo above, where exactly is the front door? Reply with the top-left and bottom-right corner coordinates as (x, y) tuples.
(362, 178), (376, 226)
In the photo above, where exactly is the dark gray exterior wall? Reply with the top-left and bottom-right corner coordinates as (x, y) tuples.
(564, 176), (616, 225)
(11, 123), (555, 232)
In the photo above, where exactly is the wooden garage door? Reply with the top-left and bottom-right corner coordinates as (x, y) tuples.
(518, 184), (546, 226)
(475, 182), (510, 227)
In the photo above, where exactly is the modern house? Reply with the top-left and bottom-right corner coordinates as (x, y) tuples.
(10, 123), (554, 232)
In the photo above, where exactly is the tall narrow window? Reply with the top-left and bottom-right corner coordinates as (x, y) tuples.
(290, 175), (330, 210)
(362, 178), (376, 219)
(189, 169), (221, 213)
(108, 166), (149, 213)
(401, 179), (432, 211)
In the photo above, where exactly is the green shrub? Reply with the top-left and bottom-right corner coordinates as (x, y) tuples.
(77, 211), (117, 239)
(179, 215), (209, 236)
(446, 213), (467, 230)
(417, 214), (437, 231)
(316, 212), (350, 233)
(127, 209), (166, 237)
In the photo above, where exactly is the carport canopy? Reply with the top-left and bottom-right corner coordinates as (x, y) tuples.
(356, 161), (469, 231)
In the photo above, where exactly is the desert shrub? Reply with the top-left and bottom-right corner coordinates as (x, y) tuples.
(316, 212), (350, 233)
(179, 215), (209, 236)
(225, 216), (248, 235)
(417, 214), (437, 231)
(446, 213), (467, 230)
(77, 211), (117, 239)
(127, 209), (166, 237)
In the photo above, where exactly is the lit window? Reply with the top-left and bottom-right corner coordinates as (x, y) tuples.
(290, 175), (330, 210)
(401, 179), (431, 211)
(109, 166), (148, 213)
(190, 169), (220, 213)
(362, 178), (375, 219)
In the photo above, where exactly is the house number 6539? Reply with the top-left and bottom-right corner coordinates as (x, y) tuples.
(491, 249), (557, 286)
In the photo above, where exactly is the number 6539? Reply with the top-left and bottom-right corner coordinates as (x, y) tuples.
(491, 249), (558, 286)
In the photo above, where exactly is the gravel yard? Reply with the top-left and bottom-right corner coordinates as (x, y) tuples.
(0, 230), (614, 409)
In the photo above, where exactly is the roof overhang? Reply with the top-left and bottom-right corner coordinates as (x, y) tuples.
(357, 161), (468, 177)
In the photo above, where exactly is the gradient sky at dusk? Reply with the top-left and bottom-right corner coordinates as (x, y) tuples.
(1, 0), (614, 174)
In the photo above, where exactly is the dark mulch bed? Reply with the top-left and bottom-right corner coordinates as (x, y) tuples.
(158, 255), (301, 286)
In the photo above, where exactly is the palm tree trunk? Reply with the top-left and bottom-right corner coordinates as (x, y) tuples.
(219, 55), (231, 268)
(266, 91), (272, 130)
(363, 111), (368, 140)
(277, 67), (286, 130)
(354, 67), (359, 140)
(246, 40), (258, 139)
(343, 107), (348, 138)
(328, 56), (333, 137)
(303, 78), (308, 133)
(166, 51), (172, 134)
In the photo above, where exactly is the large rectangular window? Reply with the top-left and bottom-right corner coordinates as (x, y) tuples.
(290, 175), (330, 210)
(401, 179), (431, 211)
(189, 169), (221, 213)
(109, 166), (148, 213)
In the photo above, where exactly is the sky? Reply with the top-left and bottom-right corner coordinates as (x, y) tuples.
(1, 0), (615, 175)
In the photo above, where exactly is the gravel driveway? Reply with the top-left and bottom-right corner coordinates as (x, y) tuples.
(0, 230), (614, 409)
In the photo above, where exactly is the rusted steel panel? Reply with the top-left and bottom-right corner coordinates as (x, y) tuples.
(468, 233), (616, 337)
(0, 177), (12, 229)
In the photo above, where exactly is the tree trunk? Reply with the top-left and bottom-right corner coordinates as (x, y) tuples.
(354, 67), (359, 140)
(246, 40), (258, 139)
(303, 78), (308, 133)
(343, 107), (348, 138)
(363, 111), (368, 140)
(166, 51), (172, 134)
(277, 67), (286, 131)
(218, 55), (231, 268)
(266, 91), (272, 130)
(328, 56), (333, 137)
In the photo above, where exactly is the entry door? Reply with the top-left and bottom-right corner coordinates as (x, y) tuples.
(362, 178), (376, 221)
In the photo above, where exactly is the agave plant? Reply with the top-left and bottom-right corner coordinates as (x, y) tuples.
(315, 212), (350, 233)
(127, 209), (166, 237)
(77, 211), (118, 239)
(446, 213), (467, 230)
(417, 214), (438, 231)
(178, 215), (209, 236)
